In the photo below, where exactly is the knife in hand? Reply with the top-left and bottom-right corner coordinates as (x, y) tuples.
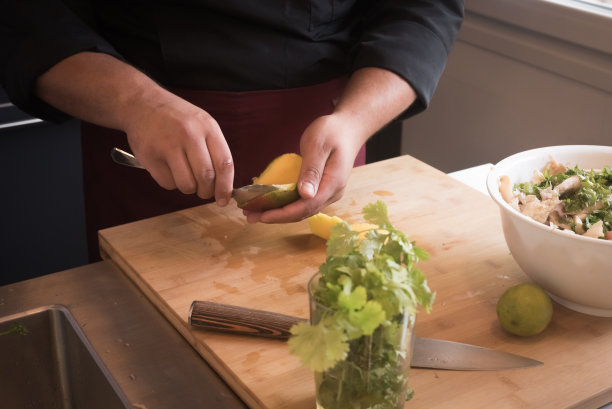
(110, 147), (279, 203)
(188, 300), (542, 371)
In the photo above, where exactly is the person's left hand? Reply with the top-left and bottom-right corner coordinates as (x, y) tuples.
(243, 112), (363, 223)
(242, 67), (418, 224)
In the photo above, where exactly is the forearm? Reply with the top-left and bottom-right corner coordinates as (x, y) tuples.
(36, 51), (234, 202)
(332, 67), (417, 146)
(351, 0), (463, 116)
(35, 51), (170, 132)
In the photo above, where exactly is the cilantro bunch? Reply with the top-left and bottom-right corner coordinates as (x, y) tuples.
(289, 201), (433, 409)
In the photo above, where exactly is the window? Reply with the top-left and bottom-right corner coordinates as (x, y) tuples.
(466, 0), (612, 55)
(574, 0), (612, 10)
(543, 0), (612, 17)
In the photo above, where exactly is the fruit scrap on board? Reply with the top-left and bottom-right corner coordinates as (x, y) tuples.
(308, 213), (344, 240)
(307, 213), (383, 240)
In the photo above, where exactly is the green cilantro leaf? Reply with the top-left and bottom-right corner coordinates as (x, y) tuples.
(288, 321), (349, 372)
(363, 201), (392, 228)
(326, 222), (357, 257)
(0, 322), (29, 336)
(338, 285), (367, 311)
(348, 300), (386, 335)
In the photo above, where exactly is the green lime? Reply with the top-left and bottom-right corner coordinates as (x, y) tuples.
(496, 283), (553, 337)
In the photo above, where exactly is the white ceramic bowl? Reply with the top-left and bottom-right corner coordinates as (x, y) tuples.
(487, 145), (612, 317)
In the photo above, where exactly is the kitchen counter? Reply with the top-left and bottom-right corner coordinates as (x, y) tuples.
(448, 163), (493, 195)
(0, 261), (247, 409)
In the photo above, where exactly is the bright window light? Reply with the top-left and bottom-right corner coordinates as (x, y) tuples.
(544, 0), (612, 15)
(575, 0), (612, 8)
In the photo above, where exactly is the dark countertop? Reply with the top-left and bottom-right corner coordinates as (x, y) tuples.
(0, 261), (247, 409)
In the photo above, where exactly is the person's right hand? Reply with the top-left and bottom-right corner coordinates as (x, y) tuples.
(35, 52), (235, 207)
(124, 90), (235, 206)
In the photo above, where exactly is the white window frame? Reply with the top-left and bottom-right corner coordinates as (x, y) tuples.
(461, 0), (612, 94)
(466, 0), (612, 55)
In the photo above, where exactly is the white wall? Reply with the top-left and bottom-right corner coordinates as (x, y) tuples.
(402, 0), (612, 173)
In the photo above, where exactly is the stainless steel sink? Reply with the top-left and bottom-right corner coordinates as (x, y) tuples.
(0, 305), (131, 409)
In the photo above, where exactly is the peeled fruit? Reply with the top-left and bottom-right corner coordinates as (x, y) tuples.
(496, 283), (553, 337)
(236, 153), (302, 211)
(252, 153), (302, 185)
(308, 213), (344, 240)
(307, 213), (385, 240)
(351, 222), (386, 240)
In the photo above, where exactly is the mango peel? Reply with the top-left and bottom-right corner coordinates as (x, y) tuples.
(237, 183), (299, 212)
(236, 153), (302, 211)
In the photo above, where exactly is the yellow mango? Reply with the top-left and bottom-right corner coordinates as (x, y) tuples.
(350, 223), (379, 232)
(252, 153), (302, 185)
(308, 213), (344, 240)
(307, 214), (385, 240)
(351, 223), (387, 240)
(237, 153), (302, 211)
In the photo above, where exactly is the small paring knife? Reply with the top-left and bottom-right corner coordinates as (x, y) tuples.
(188, 300), (543, 371)
(110, 147), (280, 203)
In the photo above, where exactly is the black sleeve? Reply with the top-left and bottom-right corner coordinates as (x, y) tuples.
(350, 0), (464, 118)
(0, 0), (123, 122)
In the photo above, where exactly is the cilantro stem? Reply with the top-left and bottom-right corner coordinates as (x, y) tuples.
(366, 334), (373, 391)
(337, 364), (345, 401)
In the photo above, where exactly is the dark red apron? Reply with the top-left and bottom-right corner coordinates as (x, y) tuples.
(81, 77), (366, 261)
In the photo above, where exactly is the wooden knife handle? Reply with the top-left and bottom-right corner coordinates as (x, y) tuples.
(189, 300), (306, 340)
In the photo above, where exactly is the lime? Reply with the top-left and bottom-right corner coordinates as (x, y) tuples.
(496, 283), (553, 337)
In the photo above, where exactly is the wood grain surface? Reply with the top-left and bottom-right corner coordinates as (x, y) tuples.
(100, 155), (612, 409)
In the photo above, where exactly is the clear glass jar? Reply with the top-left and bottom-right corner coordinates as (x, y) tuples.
(309, 273), (415, 409)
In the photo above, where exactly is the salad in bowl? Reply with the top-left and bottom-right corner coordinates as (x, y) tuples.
(487, 145), (612, 317)
(498, 157), (611, 240)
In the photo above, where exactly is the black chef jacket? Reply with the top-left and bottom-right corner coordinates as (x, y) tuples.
(0, 0), (463, 122)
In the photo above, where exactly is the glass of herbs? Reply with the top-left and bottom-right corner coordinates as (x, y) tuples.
(310, 273), (415, 409)
(289, 201), (434, 409)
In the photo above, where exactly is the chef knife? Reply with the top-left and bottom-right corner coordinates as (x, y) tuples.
(110, 147), (279, 203)
(188, 300), (542, 371)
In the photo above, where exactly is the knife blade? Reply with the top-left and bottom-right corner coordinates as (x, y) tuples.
(110, 147), (279, 203)
(188, 300), (542, 371)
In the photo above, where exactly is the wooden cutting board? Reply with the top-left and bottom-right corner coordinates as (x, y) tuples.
(100, 155), (612, 409)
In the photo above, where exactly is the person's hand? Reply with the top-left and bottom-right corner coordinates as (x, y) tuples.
(35, 52), (235, 206)
(124, 90), (235, 206)
(243, 112), (363, 223)
(242, 67), (418, 224)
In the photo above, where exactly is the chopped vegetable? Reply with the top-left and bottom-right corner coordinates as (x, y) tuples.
(502, 160), (612, 239)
